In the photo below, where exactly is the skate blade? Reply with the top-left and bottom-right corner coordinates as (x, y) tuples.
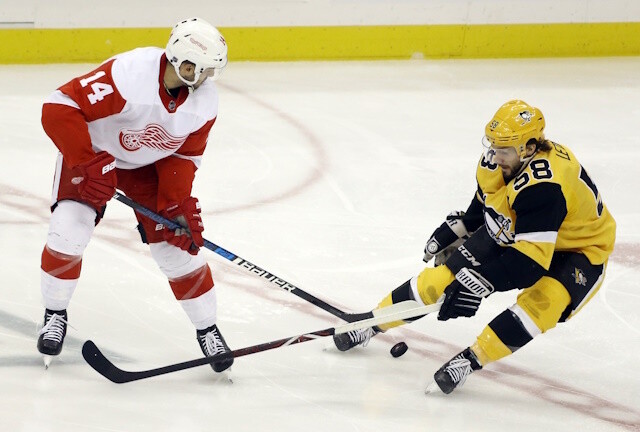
(215, 368), (233, 384)
(424, 381), (441, 395)
(322, 340), (338, 352)
(222, 367), (233, 383)
(43, 355), (53, 369)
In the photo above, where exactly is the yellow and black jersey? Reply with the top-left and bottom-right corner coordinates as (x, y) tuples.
(471, 141), (615, 271)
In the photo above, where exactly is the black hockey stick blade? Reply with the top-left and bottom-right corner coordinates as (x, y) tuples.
(82, 341), (135, 384)
(82, 330), (332, 384)
(82, 301), (440, 384)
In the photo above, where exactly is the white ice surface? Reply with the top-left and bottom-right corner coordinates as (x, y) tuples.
(1, 57), (639, 432)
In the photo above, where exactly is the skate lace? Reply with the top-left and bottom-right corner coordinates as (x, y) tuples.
(444, 356), (473, 387)
(347, 327), (376, 347)
(200, 329), (227, 356)
(39, 313), (67, 343)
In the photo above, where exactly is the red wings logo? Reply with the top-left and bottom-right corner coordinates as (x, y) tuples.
(119, 124), (187, 152)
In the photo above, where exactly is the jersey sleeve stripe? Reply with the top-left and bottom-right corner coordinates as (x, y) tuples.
(515, 231), (558, 243)
(45, 90), (81, 109)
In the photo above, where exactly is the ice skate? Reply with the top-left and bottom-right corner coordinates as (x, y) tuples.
(426, 348), (482, 394)
(333, 312), (380, 351)
(197, 324), (234, 374)
(37, 309), (68, 368)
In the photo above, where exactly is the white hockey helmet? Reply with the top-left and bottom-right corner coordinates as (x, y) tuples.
(165, 17), (228, 87)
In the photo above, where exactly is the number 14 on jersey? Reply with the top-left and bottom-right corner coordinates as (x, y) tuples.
(80, 71), (114, 105)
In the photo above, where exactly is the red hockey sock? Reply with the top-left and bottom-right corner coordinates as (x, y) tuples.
(41, 245), (82, 280)
(169, 265), (214, 300)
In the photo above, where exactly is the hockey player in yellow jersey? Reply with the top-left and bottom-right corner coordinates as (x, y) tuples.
(333, 100), (616, 394)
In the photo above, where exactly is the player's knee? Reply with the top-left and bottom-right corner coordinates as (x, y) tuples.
(47, 200), (96, 255)
(516, 277), (571, 333)
(149, 241), (207, 279)
(473, 278), (571, 365)
(416, 265), (455, 304)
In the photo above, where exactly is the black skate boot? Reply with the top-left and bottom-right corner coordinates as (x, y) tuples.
(197, 324), (234, 373)
(333, 312), (381, 351)
(427, 347), (483, 394)
(37, 309), (68, 367)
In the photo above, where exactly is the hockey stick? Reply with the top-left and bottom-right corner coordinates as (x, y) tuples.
(113, 191), (351, 320)
(82, 301), (441, 383)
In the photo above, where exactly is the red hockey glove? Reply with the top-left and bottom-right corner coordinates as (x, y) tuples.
(75, 151), (117, 207)
(160, 197), (204, 255)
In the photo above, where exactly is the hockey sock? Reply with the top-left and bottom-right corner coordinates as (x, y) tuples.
(170, 265), (217, 330)
(169, 264), (214, 300)
(40, 245), (82, 310)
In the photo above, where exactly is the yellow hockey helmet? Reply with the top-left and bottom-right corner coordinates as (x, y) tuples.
(484, 100), (545, 160)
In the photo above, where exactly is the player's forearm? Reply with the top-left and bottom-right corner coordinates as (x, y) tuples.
(462, 195), (484, 233)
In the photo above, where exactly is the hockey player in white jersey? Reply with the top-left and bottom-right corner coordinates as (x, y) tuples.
(37, 17), (233, 373)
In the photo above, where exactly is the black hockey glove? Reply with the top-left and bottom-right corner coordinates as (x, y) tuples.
(438, 268), (494, 321)
(423, 211), (469, 266)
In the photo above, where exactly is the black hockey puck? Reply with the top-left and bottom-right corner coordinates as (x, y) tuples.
(390, 342), (408, 358)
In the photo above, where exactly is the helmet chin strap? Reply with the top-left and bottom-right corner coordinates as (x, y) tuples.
(172, 63), (201, 92)
(171, 63), (224, 93)
(514, 149), (538, 177)
(502, 148), (538, 182)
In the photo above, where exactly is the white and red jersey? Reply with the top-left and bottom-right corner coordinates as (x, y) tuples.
(41, 47), (218, 207)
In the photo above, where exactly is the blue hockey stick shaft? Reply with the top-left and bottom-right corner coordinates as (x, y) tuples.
(112, 192), (349, 320)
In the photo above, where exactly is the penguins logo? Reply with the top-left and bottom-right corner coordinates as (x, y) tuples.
(517, 110), (533, 126)
(483, 206), (514, 245)
(573, 268), (587, 286)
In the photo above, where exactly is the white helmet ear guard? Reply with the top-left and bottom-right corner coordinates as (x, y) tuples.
(165, 17), (228, 87)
